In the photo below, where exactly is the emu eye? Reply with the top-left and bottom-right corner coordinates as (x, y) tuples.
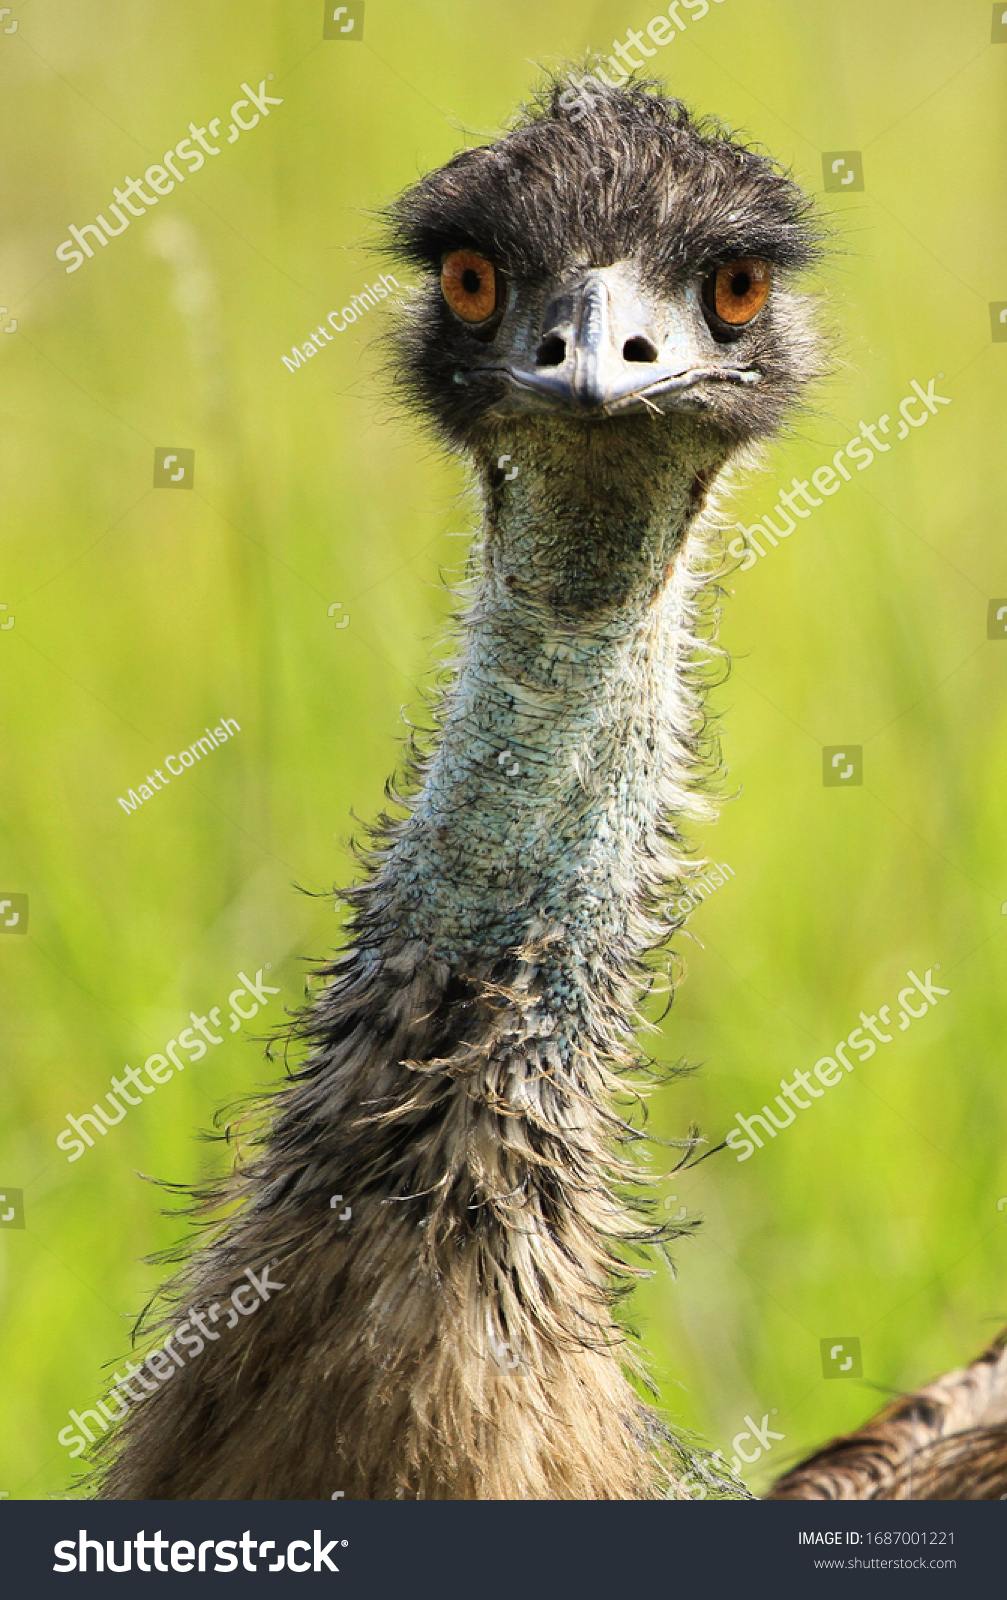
(441, 251), (498, 324)
(704, 259), (771, 326)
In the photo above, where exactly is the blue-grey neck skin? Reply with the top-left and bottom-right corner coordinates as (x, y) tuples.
(370, 415), (728, 997)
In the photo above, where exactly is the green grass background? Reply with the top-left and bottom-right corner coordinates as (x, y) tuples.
(0, 0), (1005, 1499)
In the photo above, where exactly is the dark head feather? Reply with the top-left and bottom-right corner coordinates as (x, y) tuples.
(384, 75), (825, 450)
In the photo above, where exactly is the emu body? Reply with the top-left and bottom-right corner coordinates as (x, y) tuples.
(769, 1332), (1007, 1501)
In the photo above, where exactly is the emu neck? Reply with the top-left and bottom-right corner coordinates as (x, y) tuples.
(381, 419), (720, 984)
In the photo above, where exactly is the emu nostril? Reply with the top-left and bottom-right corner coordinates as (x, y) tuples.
(623, 337), (658, 363)
(535, 334), (566, 367)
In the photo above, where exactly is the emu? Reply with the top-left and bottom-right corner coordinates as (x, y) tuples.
(96, 76), (1007, 1502)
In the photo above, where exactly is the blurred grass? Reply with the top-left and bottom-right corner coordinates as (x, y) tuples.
(0, 0), (1005, 1499)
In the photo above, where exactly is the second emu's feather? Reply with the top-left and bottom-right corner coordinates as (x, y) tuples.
(98, 78), (825, 1500)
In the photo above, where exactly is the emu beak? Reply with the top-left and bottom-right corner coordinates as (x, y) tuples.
(496, 262), (759, 415)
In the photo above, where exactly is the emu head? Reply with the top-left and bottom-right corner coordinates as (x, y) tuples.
(387, 80), (822, 454)
(385, 79), (822, 618)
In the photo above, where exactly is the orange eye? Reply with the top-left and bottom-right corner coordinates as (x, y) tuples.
(441, 250), (498, 323)
(708, 259), (771, 325)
